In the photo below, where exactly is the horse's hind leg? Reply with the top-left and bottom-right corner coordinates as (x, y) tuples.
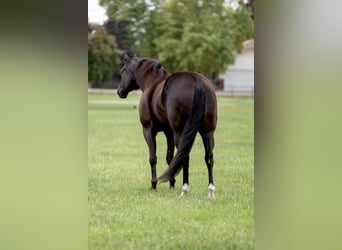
(180, 155), (190, 196)
(174, 132), (190, 196)
(164, 130), (176, 188)
(201, 131), (216, 198)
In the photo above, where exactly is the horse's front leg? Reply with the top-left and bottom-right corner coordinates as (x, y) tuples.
(143, 126), (157, 189)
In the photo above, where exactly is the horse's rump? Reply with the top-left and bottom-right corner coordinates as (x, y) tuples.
(162, 72), (217, 133)
(157, 72), (217, 182)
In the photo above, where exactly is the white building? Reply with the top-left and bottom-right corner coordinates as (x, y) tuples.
(219, 39), (254, 96)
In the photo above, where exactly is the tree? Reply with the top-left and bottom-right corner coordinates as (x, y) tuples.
(88, 23), (121, 83)
(245, 0), (254, 20)
(232, 1), (254, 52)
(99, 0), (154, 56)
(104, 20), (130, 50)
(154, 0), (235, 75)
(99, 0), (254, 79)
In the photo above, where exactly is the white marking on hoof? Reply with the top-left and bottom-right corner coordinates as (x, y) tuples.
(208, 184), (216, 199)
(180, 183), (190, 196)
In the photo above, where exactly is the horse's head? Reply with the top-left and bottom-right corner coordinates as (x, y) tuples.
(117, 52), (140, 99)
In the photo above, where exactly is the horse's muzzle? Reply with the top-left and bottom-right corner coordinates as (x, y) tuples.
(117, 86), (128, 99)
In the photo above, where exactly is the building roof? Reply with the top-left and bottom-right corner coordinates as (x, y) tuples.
(242, 39), (254, 51)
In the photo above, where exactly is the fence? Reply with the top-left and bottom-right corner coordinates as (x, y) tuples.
(88, 88), (254, 97)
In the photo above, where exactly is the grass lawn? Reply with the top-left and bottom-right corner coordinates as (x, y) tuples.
(88, 93), (254, 249)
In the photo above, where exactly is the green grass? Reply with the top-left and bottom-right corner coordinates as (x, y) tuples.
(88, 93), (254, 249)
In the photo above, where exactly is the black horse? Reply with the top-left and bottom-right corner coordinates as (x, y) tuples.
(117, 53), (217, 198)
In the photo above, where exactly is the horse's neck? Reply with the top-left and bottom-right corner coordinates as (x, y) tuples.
(139, 75), (168, 92)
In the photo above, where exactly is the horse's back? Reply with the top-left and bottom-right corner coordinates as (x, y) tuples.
(163, 72), (217, 133)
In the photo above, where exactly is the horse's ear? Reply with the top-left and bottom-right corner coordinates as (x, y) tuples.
(131, 53), (138, 61)
(123, 53), (130, 63)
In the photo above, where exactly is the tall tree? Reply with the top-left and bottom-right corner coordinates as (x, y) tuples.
(88, 23), (121, 83)
(99, 0), (155, 56)
(154, 0), (235, 75)
(245, 0), (254, 20)
(99, 0), (254, 77)
(232, 1), (254, 52)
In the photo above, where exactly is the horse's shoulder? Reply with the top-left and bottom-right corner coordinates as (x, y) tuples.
(139, 92), (152, 127)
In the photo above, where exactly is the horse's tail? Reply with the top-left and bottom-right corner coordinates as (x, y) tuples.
(158, 84), (206, 183)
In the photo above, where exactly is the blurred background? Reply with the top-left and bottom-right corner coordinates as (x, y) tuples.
(88, 0), (254, 95)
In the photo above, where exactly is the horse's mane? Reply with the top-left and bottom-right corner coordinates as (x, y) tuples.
(136, 58), (169, 77)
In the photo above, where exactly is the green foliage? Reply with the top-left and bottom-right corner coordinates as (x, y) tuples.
(99, 0), (254, 76)
(100, 0), (154, 56)
(154, 0), (235, 75)
(88, 93), (254, 249)
(232, 3), (254, 52)
(88, 23), (121, 83)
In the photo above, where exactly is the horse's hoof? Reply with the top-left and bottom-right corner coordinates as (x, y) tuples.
(169, 179), (176, 188)
(208, 183), (216, 199)
(180, 183), (190, 196)
(151, 181), (157, 189)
